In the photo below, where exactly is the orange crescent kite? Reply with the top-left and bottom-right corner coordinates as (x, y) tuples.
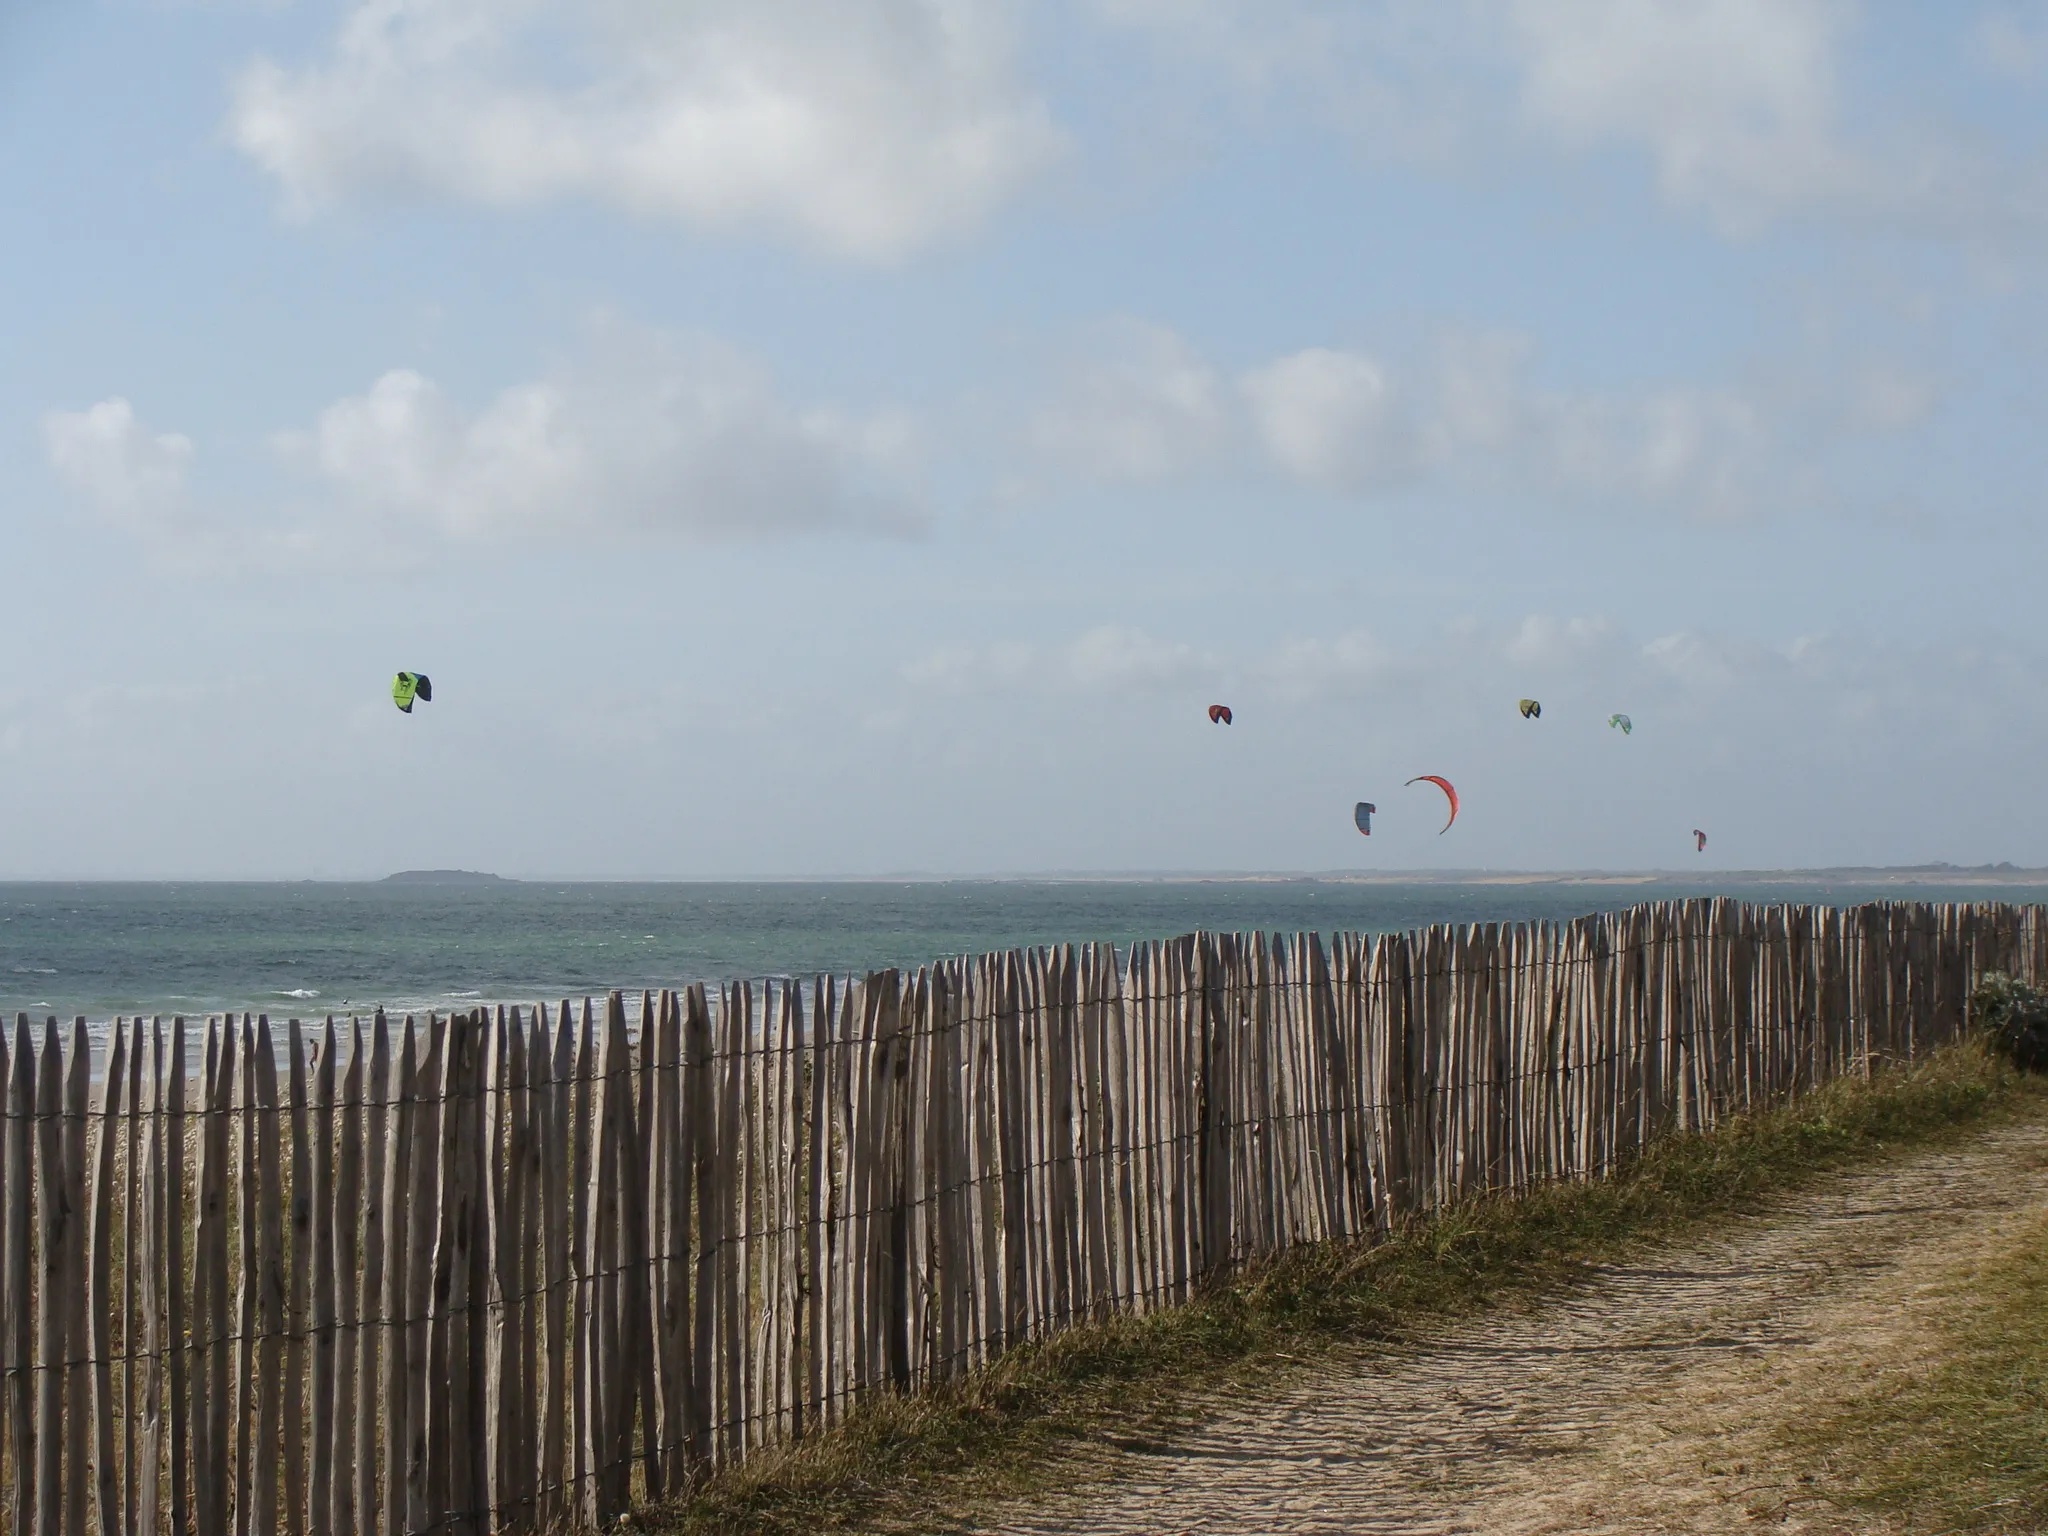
(1405, 775), (1459, 835)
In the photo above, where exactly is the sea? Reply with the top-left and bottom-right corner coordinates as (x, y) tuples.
(6, 876), (2048, 1028)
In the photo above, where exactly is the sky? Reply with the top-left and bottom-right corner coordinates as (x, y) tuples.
(4, 0), (2048, 879)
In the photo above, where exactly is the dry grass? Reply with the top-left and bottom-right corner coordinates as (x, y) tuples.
(645, 1043), (2043, 1536)
(1776, 1197), (2048, 1532)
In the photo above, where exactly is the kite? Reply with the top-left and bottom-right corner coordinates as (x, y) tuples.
(393, 672), (433, 715)
(1518, 699), (1541, 719)
(1354, 802), (1376, 836)
(1608, 713), (1632, 735)
(1208, 704), (1233, 725)
(1694, 829), (1708, 853)
(1405, 775), (1459, 835)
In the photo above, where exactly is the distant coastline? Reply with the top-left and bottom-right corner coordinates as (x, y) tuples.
(940, 864), (2048, 888)
(382, 870), (514, 886)
(734, 863), (2048, 888)
(2, 866), (2042, 887)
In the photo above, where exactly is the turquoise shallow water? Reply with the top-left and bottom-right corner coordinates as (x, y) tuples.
(4, 878), (2045, 1024)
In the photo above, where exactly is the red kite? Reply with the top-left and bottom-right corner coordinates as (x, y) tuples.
(1208, 704), (1233, 725)
(1405, 775), (1459, 835)
(1694, 829), (1707, 853)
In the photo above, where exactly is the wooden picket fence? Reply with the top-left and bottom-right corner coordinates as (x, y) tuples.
(0, 896), (2041, 1534)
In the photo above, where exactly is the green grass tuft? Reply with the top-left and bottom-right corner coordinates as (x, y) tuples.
(647, 1042), (2044, 1536)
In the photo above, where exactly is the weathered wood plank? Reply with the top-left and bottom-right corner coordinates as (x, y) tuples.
(0, 1037), (6, 1529)
(567, 1001), (594, 1515)
(282, 1022), (311, 1536)
(331, 1021), (362, 1536)
(137, 1021), (166, 1536)
(228, 1021), (255, 1536)
(57, 1021), (90, 1536)
(623, 995), (655, 1499)
(715, 987), (745, 1460)
(121, 1019), (144, 1536)
(514, 1012), (539, 1532)
(87, 1019), (128, 1536)
(0, 1026), (6, 1528)
(722, 983), (748, 1459)
(163, 1017), (189, 1536)
(421, 1011), (456, 1533)
(484, 1009), (529, 1531)
(685, 985), (717, 1462)
(253, 1021), (285, 1536)
(434, 1012), (483, 1535)
(806, 977), (835, 1421)
(35, 1018), (65, 1536)
(537, 1009), (573, 1529)
(752, 983), (779, 1440)
(400, 1018), (440, 1536)
(307, 1021), (338, 1536)
(356, 1016), (389, 1536)
(191, 1020), (232, 1536)
(4, 1018), (28, 1536)
(577, 1002), (618, 1525)
(650, 990), (687, 1490)
(379, 1019), (416, 1535)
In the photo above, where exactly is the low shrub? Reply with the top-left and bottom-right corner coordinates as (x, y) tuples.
(1972, 972), (2048, 1072)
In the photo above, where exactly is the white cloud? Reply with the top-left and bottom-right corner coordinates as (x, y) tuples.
(1507, 0), (1868, 231)
(1090, 0), (1383, 91)
(229, 0), (1065, 259)
(1086, 1), (1496, 161)
(1642, 630), (1741, 689)
(41, 398), (194, 528)
(1095, 2), (2031, 240)
(1432, 334), (1778, 519)
(896, 616), (2035, 764)
(1262, 630), (1396, 702)
(902, 641), (1040, 694)
(1090, 0), (1863, 210)
(1637, 626), (2039, 742)
(904, 625), (1206, 695)
(1031, 320), (1229, 482)
(1065, 624), (1202, 689)
(1972, 4), (2048, 79)
(1561, 391), (1773, 514)
(1505, 614), (1616, 669)
(283, 321), (918, 541)
(1239, 348), (1416, 491)
(1032, 321), (1920, 522)
(1846, 363), (1938, 432)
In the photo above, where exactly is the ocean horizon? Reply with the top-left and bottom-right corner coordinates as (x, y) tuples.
(6, 873), (2047, 1028)
(13, 863), (2044, 884)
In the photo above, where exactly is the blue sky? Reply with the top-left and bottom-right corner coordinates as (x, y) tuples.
(4, 0), (2048, 878)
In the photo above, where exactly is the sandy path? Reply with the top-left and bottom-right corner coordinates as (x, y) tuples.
(974, 1117), (2048, 1536)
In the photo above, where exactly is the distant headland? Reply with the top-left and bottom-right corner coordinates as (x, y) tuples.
(382, 870), (515, 885)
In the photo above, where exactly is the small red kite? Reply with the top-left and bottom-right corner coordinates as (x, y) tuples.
(1406, 775), (1459, 835)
